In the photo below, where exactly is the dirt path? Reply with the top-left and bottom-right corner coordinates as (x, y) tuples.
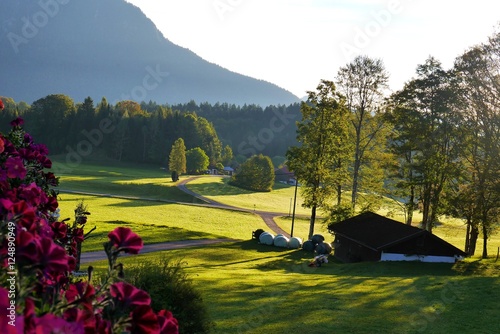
(177, 176), (291, 237)
(62, 177), (296, 263)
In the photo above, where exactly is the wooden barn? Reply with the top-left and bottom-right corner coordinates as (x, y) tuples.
(329, 212), (467, 263)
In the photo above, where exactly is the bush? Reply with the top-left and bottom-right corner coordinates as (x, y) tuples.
(230, 154), (275, 192)
(127, 258), (214, 334)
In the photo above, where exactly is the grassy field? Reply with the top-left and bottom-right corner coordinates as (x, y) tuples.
(185, 176), (312, 215)
(57, 194), (266, 252)
(87, 241), (500, 334)
(52, 159), (500, 333)
(53, 159), (199, 203)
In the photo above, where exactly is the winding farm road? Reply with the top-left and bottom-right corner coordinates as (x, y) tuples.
(176, 176), (291, 237)
(66, 176), (296, 263)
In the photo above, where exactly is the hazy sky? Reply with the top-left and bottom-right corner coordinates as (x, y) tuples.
(125, 0), (499, 98)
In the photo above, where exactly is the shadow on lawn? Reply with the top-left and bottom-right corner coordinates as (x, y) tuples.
(237, 239), (470, 278)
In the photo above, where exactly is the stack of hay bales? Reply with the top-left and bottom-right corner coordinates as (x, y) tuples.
(302, 234), (332, 255)
(257, 231), (303, 249)
(259, 231), (275, 246)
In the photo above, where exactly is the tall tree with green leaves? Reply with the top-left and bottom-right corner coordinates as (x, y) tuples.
(221, 145), (233, 165)
(286, 80), (350, 240)
(186, 147), (210, 174)
(452, 31), (500, 257)
(169, 138), (187, 175)
(230, 154), (275, 192)
(389, 57), (462, 233)
(336, 55), (389, 211)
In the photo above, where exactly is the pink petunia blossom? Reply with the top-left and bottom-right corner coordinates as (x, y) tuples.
(129, 305), (161, 334)
(4, 156), (27, 179)
(34, 313), (84, 334)
(107, 227), (143, 254)
(0, 287), (19, 334)
(0, 136), (4, 154)
(50, 221), (68, 239)
(38, 237), (71, 273)
(16, 230), (40, 267)
(157, 310), (179, 334)
(9, 117), (24, 127)
(0, 99), (4, 110)
(110, 282), (151, 308)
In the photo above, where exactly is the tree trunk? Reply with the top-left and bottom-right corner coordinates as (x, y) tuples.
(351, 151), (360, 211)
(406, 185), (415, 225)
(337, 184), (342, 207)
(464, 218), (471, 254)
(469, 225), (479, 256)
(308, 205), (317, 240)
(482, 223), (488, 259)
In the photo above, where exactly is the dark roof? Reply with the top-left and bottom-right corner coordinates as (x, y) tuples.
(333, 212), (465, 255)
(330, 212), (425, 250)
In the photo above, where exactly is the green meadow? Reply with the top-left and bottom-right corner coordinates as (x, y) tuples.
(53, 159), (500, 334)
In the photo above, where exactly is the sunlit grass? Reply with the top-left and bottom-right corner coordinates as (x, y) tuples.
(86, 241), (500, 334)
(50, 158), (500, 332)
(58, 193), (267, 252)
(185, 176), (312, 215)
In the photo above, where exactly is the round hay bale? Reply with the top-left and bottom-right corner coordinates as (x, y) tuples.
(302, 240), (315, 252)
(311, 234), (325, 245)
(274, 235), (289, 248)
(288, 237), (302, 249)
(316, 242), (332, 255)
(259, 232), (274, 246)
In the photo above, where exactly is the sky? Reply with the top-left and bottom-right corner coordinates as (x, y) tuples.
(125, 0), (500, 98)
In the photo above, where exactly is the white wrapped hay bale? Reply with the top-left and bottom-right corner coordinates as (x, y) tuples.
(288, 237), (302, 249)
(259, 232), (275, 245)
(274, 235), (289, 248)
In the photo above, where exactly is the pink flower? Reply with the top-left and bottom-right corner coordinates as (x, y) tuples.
(16, 230), (40, 267)
(4, 156), (27, 179)
(65, 282), (95, 310)
(107, 227), (143, 254)
(0, 136), (4, 154)
(110, 282), (151, 308)
(9, 117), (24, 127)
(0, 99), (4, 110)
(51, 221), (68, 239)
(157, 310), (179, 334)
(34, 313), (84, 334)
(38, 237), (70, 273)
(129, 305), (160, 334)
(19, 182), (47, 207)
(95, 314), (112, 334)
(0, 287), (19, 334)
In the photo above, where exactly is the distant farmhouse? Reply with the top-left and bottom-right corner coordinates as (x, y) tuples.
(274, 166), (296, 185)
(329, 212), (467, 263)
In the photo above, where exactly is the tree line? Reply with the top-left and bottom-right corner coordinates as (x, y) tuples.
(0, 96), (301, 169)
(287, 30), (500, 258)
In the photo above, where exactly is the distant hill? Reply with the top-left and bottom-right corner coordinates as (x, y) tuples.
(0, 0), (299, 106)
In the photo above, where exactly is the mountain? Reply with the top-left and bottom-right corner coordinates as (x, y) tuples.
(0, 0), (299, 106)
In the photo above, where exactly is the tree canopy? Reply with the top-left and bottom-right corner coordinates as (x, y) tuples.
(230, 154), (275, 192)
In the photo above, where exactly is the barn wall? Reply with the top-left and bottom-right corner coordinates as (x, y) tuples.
(333, 236), (380, 263)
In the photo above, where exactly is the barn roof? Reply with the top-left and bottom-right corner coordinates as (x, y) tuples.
(329, 211), (466, 256)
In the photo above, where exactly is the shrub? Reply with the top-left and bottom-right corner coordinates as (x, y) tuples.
(230, 154), (275, 192)
(127, 258), (214, 334)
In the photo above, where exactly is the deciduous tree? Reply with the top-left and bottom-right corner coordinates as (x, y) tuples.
(286, 80), (350, 240)
(336, 55), (389, 211)
(169, 138), (187, 175)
